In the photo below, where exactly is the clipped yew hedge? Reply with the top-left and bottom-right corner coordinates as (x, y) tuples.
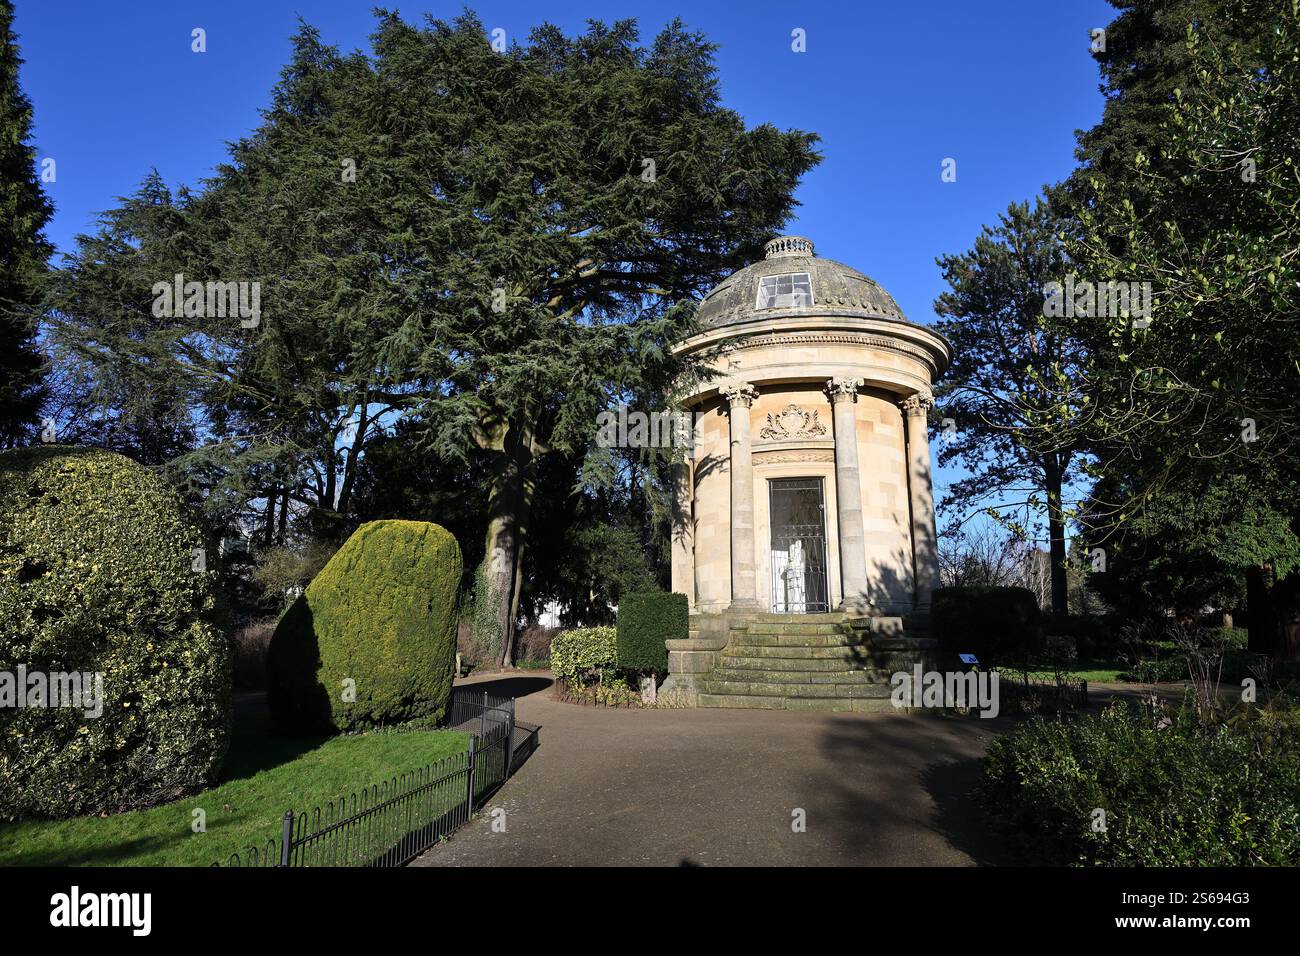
(267, 520), (461, 734)
(0, 446), (231, 819)
(616, 591), (687, 673)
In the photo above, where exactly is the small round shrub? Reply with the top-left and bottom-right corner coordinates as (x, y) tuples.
(549, 626), (617, 686)
(267, 520), (461, 734)
(0, 446), (230, 819)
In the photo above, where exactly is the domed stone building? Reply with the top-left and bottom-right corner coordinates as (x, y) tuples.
(662, 236), (951, 710)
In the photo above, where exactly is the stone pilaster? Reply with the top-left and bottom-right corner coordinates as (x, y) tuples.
(669, 444), (696, 610)
(902, 391), (939, 610)
(827, 377), (870, 612)
(722, 382), (760, 610)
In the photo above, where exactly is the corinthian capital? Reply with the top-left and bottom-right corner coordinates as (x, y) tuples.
(721, 381), (758, 409)
(900, 391), (934, 417)
(825, 376), (863, 402)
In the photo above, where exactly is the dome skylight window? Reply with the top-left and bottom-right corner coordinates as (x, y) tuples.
(756, 272), (813, 309)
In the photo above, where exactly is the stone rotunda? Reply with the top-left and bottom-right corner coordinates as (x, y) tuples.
(662, 236), (951, 710)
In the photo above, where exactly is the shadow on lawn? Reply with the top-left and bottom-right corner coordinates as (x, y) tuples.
(218, 695), (329, 784)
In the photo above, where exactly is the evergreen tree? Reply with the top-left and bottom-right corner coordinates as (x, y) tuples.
(933, 198), (1084, 616)
(1037, 0), (1300, 657)
(0, 0), (52, 446)
(51, 12), (819, 666)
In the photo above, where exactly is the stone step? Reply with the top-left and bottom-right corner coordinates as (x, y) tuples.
(709, 667), (893, 684)
(720, 654), (917, 673)
(735, 631), (870, 648)
(739, 621), (847, 636)
(697, 692), (895, 713)
(725, 643), (883, 660)
(736, 613), (846, 625)
(699, 678), (892, 699)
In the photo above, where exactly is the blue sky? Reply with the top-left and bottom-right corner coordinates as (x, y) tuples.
(13, 0), (1116, 521)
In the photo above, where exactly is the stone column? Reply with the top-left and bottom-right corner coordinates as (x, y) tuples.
(669, 437), (696, 610)
(902, 391), (939, 610)
(722, 382), (760, 610)
(827, 377), (870, 612)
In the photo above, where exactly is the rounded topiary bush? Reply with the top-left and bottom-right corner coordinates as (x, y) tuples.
(0, 446), (231, 819)
(267, 520), (461, 735)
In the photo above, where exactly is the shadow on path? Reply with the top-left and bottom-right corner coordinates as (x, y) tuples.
(456, 675), (553, 699)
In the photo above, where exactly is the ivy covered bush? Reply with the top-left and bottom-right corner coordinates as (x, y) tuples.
(0, 446), (231, 819)
(549, 626), (617, 687)
(980, 701), (1300, 865)
(267, 520), (461, 734)
(931, 586), (1043, 669)
(616, 591), (687, 674)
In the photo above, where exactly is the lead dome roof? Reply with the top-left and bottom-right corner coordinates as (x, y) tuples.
(695, 236), (906, 329)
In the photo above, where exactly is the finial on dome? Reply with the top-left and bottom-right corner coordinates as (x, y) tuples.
(764, 236), (815, 259)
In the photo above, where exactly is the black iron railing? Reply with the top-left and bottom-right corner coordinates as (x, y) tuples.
(450, 688), (514, 735)
(217, 689), (539, 867)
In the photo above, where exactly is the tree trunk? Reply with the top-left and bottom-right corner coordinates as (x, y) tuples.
(264, 488), (278, 546)
(1044, 462), (1069, 617)
(276, 487), (289, 544)
(474, 408), (539, 668)
(502, 525), (528, 669)
(336, 397), (369, 520)
(1248, 564), (1300, 661)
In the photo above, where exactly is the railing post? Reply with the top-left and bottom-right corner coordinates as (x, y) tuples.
(279, 810), (294, 867)
(466, 735), (477, 815)
(480, 690), (488, 737)
(503, 705), (515, 780)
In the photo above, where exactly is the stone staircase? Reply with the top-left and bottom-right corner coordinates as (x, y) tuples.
(693, 612), (936, 712)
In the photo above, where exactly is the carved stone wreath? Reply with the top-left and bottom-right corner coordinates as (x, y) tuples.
(759, 404), (828, 441)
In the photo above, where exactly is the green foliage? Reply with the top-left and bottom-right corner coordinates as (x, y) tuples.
(616, 591), (687, 672)
(932, 198), (1081, 615)
(0, 446), (230, 818)
(549, 626), (618, 686)
(47, 12), (820, 662)
(267, 520), (461, 734)
(0, 712), (467, 866)
(0, 0), (52, 446)
(1043, 613), (1117, 660)
(1080, 476), (1256, 623)
(931, 586), (1044, 668)
(1220, 626), (1249, 651)
(537, 518), (660, 625)
(467, 561), (504, 665)
(1063, 0), (1259, 217)
(1121, 657), (1188, 683)
(1039, 0), (1300, 655)
(980, 702), (1300, 865)
(252, 538), (339, 608)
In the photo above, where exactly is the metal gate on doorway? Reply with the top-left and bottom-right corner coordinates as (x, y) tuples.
(768, 477), (830, 613)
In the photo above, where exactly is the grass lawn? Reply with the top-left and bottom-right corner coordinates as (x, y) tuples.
(996, 665), (1128, 683)
(0, 704), (468, 867)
